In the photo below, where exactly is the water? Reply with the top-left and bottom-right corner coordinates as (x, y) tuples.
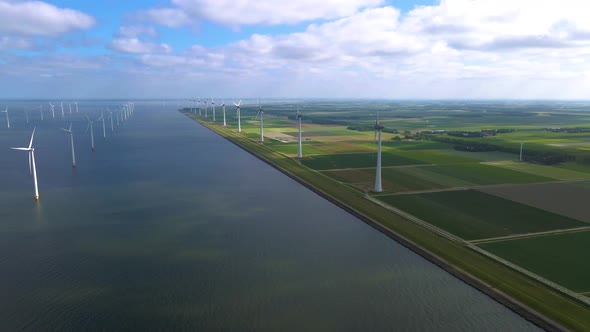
(0, 101), (538, 331)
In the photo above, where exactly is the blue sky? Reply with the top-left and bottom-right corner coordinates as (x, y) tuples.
(1, 0), (589, 99)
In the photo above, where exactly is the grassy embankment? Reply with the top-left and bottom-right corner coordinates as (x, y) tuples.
(185, 111), (590, 331)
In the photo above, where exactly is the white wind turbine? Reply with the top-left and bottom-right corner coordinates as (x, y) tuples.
(116, 110), (120, 126)
(221, 100), (227, 126)
(204, 100), (208, 118)
(211, 98), (216, 122)
(108, 108), (114, 132)
(49, 102), (55, 119)
(60, 102), (65, 118)
(2, 107), (10, 129)
(98, 111), (106, 139)
(75, 102), (79, 113)
(69, 103), (72, 115)
(234, 100), (242, 132)
(255, 99), (264, 143)
(85, 115), (96, 151)
(373, 114), (384, 193)
(198, 99), (202, 116)
(296, 106), (303, 158)
(39, 104), (44, 121)
(60, 123), (76, 168)
(11, 127), (40, 201)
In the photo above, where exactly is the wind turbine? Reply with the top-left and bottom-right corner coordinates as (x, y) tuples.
(211, 98), (216, 122)
(234, 100), (242, 132)
(75, 102), (79, 113)
(108, 108), (114, 132)
(198, 99), (202, 116)
(85, 115), (96, 151)
(116, 110), (120, 126)
(25, 109), (29, 124)
(60, 102), (65, 118)
(39, 104), (44, 121)
(373, 114), (384, 193)
(2, 107), (10, 128)
(221, 100), (227, 126)
(204, 100), (208, 118)
(49, 102), (55, 119)
(520, 142), (524, 162)
(98, 111), (106, 139)
(255, 99), (264, 143)
(69, 103), (72, 115)
(11, 127), (39, 201)
(60, 123), (76, 168)
(296, 106), (303, 158)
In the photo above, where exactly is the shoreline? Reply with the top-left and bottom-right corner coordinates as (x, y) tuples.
(186, 112), (579, 331)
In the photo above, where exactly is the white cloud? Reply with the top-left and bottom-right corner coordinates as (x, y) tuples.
(110, 38), (172, 54)
(117, 25), (158, 39)
(0, 0), (95, 36)
(0, 36), (33, 50)
(142, 0), (383, 27)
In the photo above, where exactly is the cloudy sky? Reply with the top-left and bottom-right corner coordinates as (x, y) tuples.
(1, 0), (589, 99)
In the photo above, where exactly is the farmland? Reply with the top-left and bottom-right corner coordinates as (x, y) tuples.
(479, 231), (590, 292)
(378, 190), (586, 240)
(181, 100), (590, 329)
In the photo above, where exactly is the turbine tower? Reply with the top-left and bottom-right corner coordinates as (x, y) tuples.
(75, 102), (79, 113)
(296, 106), (303, 158)
(60, 102), (64, 118)
(198, 99), (202, 116)
(69, 103), (72, 115)
(520, 142), (524, 162)
(234, 100), (242, 132)
(373, 115), (384, 193)
(11, 127), (39, 201)
(211, 98), (216, 122)
(60, 123), (76, 168)
(255, 99), (264, 143)
(39, 104), (44, 121)
(85, 115), (96, 151)
(2, 107), (10, 129)
(108, 108), (114, 132)
(204, 100), (208, 118)
(221, 100), (227, 126)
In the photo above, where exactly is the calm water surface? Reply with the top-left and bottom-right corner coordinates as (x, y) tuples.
(0, 101), (538, 331)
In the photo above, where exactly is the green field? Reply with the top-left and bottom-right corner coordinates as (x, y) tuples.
(301, 152), (426, 170)
(480, 231), (590, 292)
(426, 163), (553, 185)
(484, 161), (590, 180)
(379, 190), (587, 240)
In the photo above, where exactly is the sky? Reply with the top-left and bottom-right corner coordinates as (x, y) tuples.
(1, 0), (590, 99)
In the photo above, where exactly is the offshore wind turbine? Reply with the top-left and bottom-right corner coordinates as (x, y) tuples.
(108, 108), (114, 132)
(39, 104), (44, 121)
(85, 115), (96, 151)
(520, 142), (524, 162)
(11, 127), (39, 201)
(296, 106), (303, 158)
(69, 103), (72, 115)
(2, 107), (10, 128)
(221, 100), (227, 126)
(373, 114), (384, 193)
(255, 99), (264, 143)
(2, 107), (9, 128)
(204, 100), (208, 118)
(198, 99), (202, 116)
(60, 123), (76, 167)
(49, 102), (55, 119)
(60, 102), (65, 118)
(234, 100), (242, 132)
(98, 111), (106, 139)
(75, 102), (79, 113)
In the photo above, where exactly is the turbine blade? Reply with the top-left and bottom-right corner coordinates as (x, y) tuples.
(10, 147), (30, 151)
(28, 127), (36, 149)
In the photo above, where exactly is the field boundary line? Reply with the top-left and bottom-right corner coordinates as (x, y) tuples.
(372, 179), (586, 197)
(470, 226), (590, 244)
(483, 161), (590, 180)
